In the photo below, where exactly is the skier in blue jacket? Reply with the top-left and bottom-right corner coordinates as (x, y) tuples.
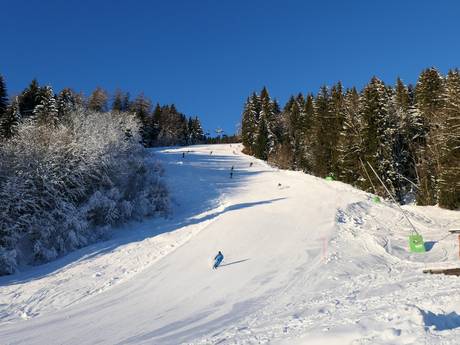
(213, 251), (224, 269)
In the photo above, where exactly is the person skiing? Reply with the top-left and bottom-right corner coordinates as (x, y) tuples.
(213, 251), (224, 269)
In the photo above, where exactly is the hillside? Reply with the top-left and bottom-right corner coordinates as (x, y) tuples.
(0, 144), (459, 345)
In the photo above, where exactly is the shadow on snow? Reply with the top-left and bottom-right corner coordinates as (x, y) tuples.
(1, 147), (281, 286)
(219, 259), (250, 267)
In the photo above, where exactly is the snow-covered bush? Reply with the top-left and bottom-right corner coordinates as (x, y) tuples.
(0, 109), (169, 275)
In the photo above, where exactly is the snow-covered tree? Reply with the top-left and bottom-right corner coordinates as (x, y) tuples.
(57, 88), (79, 123)
(241, 93), (260, 155)
(414, 67), (444, 205)
(337, 87), (363, 185)
(33, 86), (58, 126)
(438, 69), (460, 209)
(0, 108), (169, 275)
(353, 77), (399, 195)
(0, 97), (21, 140)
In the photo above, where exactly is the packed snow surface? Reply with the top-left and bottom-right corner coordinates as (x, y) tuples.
(1, 144), (459, 345)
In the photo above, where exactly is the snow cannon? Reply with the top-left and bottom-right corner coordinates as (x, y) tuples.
(409, 234), (426, 253)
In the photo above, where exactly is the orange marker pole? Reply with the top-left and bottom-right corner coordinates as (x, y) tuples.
(458, 235), (460, 259)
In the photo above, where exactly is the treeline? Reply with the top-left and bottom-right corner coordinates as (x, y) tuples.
(0, 76), (172, 275)
(0, 77), (205, 146)
(205, 134), (241, 144)
(241, 68), (459, 210)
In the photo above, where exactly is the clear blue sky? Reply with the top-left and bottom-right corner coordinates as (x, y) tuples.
(3, 0), (460, 134)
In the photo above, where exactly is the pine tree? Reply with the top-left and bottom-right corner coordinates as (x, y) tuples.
(337, 87), (363, 184)
(57, 88), (78, 123)
(187, 116), (204, 144)
(254, 115), (269, 160)
(87, 87), (108, 112)
(329, 82), (345, 177)
(392, 78), (421, 201)
(359, 77), (398, 195)
(33, 86), (58, 126)
(130, 93), (152, 145)
(241, 93), (260, 155)
(19, 79), (40, 118)
(112, 89), (124, 112)
(259, 87), (278, 158)
(438, 69), (460, 209)
(151, 103), (162, 145)
(284, 95), (302, 169)
(414, 68), (445, 205)
(312, 85), (333, 177)
(0, 75), (8, 117)
(0, 96), (21, 139)
(297, 93), (315, 171)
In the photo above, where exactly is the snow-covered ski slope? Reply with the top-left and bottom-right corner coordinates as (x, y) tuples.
(1, 144), (460, 345)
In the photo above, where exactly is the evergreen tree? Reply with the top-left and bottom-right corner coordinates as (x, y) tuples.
(337, 87), (363, 184)
(359, 77), (398, 195)
(130, 93), (152, 145)
(87, 87), (108, 112)
(284, 95), (302, 169)
(151, 103), (162, 145)
(254, 115), (269, 160)
(259, 87), (278, 158)
(19, 79), (40, 118)
(392, 78), (419, 201)
(187, 117), (204, 144)
(122, 92), (131, 112)
(241, 93), (260, 155)
(33, 86), (58, 126)
(112, 89), (124, 112)
(438, 69), (460, 209)
(57, 88), (78, 123)
(0, 75), (8, 117)
(312, 85), (333, 177)
(414, 68), (444, 205)
(329, 82), (345, 177)
(0, 96), (21, 139)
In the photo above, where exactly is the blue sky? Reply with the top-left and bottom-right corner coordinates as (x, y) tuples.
(2, 0), (460, 134)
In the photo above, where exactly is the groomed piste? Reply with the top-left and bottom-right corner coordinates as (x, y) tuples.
(1, 144), (459, 345)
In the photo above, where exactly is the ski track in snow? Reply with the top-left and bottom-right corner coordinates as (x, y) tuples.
(0, 144), (459, 345)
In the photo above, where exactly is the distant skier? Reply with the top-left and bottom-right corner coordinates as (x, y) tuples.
(230, 166), (234, 179)
(182, 152), (185, 158)
(213, 251), (224, 269)
(249, 162), (253, 167)
(210, 151), (213, 155)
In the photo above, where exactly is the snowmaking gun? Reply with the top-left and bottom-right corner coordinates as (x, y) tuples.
(366, 161), (426, 253)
